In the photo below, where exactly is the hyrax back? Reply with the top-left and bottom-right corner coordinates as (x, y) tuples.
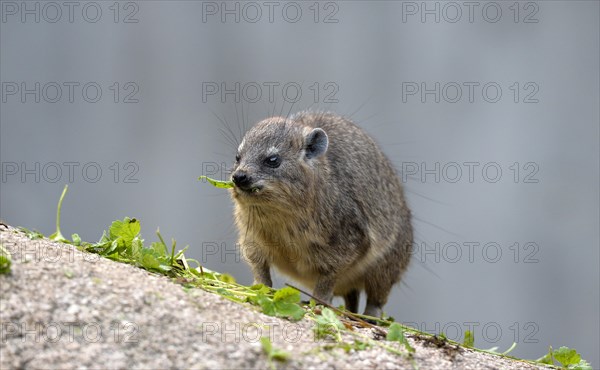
(230, 111), (412, 317)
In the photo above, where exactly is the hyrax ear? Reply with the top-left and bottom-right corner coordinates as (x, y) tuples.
(304, 128), (329, 159)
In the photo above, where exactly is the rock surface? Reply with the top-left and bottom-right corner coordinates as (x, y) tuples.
(0, 224), (550, 369)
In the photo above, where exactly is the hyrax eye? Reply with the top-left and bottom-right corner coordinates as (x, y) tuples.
(263, 155), (281, 168)
(235, 154), (241, 162)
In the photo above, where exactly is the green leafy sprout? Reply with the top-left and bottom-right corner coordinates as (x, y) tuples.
(463, 330), (475, 348)
(387, 323), (415, 353)
(250, 286), (306, 321)
(260, 336), (290, 369)
(313, 307), (346, 342)
(17, 227), (43, 240)
(9, 185), (593, 368)
(537, 346), (592, 370)
(49, 184), (69, 242)
(0, 243), (11, 274)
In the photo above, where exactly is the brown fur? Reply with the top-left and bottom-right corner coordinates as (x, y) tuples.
(230, 111), (412, 317)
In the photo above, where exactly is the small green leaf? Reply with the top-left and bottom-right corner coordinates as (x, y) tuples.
(554, 346), (581, 367)
(198, 176), (234, 189)
(386, 323), (404, 342)
(257, 294), (276, 316)
(354, 340), (369, 351)
(250, 284), (272, 295)
(321, 307), (340, 323)
(274, 302), (305, 321)
(273, 286), (301, 304)
(570, 359), (593, 370)
(98, 231), (110, 244)
(218, 273), (236, 284)
(260, 337), (289, 362)
(386, 323), (415, 353)
(49, 232), (68, 243)
(71, 234), (81, 246)
(261, 336), (273, 353)
(463, 330), (475, 347)
(0, 243), (12, 274)
(109, 218), (141, 245)
(141, 252), (160, 270)
(254, 289), (305, 321)
(131, 238), (143, 259)
(157, 264), (173, 272)
(17, 227), (43, 240)
(105, 239), (119, 254)
(338, 340), (370, 352)
(537, 350), (554, 365)
(313, 307), (344, 341)
(149, 241), (166, 256)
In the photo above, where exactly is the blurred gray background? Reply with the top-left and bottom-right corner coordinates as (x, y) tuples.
(1, 0), (598, 366)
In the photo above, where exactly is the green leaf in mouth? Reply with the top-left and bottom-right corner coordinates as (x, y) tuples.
(198, 176), (234, 189)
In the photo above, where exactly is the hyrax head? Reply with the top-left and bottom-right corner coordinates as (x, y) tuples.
(230, 116), (328, 205)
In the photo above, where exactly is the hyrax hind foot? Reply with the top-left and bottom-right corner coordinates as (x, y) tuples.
(363, 302), (383, 319)
(313, 274), (336, 305)
(343, 290), (359, 313)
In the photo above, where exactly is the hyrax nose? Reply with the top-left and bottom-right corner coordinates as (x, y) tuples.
(232, 171), (252, 187)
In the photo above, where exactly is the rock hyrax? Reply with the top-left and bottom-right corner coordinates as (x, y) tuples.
(230, 111), (412, 318)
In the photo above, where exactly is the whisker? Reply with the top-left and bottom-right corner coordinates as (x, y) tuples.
(216, 110), (241, 148)
(235, 102), (243, 141)
(400, 280), (415, 293)
(271, 97), (278, 117)
(412, 214), (463, 238)
(285, 82), (302, 120)
(403, 188), (448, 205)
(347, 93), (374, 121)
(354, 111), (382, 126)
(240, 99), (249, 138)
(217, 127), (238, 149)
(278, 95), (287, 118)
(211, 110), (239, 149)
